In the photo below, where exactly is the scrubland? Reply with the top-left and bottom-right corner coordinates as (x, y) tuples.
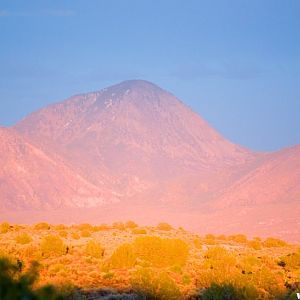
(0, 221), (299, 299)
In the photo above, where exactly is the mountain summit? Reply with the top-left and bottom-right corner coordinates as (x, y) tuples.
(0, 80), (298, 240)
(15, 80), (255, 203)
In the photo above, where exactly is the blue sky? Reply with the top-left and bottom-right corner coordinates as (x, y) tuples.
(0, 0), (299, 151)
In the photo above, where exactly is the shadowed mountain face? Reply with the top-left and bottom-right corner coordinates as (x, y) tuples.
(0, 80), (299, 240)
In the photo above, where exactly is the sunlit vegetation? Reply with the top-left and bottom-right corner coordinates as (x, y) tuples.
(0, 221), (299, 299)
(15, 233), (32, 245)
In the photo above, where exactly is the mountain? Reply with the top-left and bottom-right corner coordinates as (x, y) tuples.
(214, 145), (300, 208)
(15, 80), (256, 204)
(0, 127), (113, 210)
(0, 79), (298, 240)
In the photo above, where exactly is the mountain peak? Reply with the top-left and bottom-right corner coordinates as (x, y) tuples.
(107, 79), (165, 92)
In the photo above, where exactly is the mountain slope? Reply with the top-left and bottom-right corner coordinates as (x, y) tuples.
(1, 79), (298, 240)
(0, 127), (112, 210)
(214, 145), (300, 208)
(15, 80), (256, 202)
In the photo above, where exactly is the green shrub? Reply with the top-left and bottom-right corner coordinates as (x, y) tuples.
(85, 240), (104, 258)
(201, 283), (258, 300)
(40, 235), (66, 257)
(15, 233), (32, 245)
(0, 258), (64, 300)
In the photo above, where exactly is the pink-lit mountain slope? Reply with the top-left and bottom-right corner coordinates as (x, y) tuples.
(0, 79), (297, 240)
(0, 127), (113, 210)
(214, 145), (300, 209)
(15, 80), (256, 204)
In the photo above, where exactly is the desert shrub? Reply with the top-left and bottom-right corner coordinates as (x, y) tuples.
(131, 268), (181, 299)
(0, 222), (11, 234)
(112, 222), (126, 230)
(77, 223), (93, 231)
(156, 222), (173, 231)
(71, 232), (80, 240)
(132, 228), (147, 235)
(34, 222), (50, 230)
(280, 252), (300, 269)
(59, 230), (68, 238)
(204, 234), (217, 245)
(85, 240), (104, 259)
(15, 233), (32, 245)
(182, 274), (191, 285)
(0, 258), (64, 300)
(263, 237), (288, 248)
(103, 272), (114, 280)
(217, 235), (227, 240)
(93, 224), (110, 231)
(126, 220), (138, 229)
(199, 247), (238, 287)
(55, 224), (67, 230)
(194, 238), (202, 249)
(110, 244), (136, 269)
(40, 235), (66, 257)
(228, 234), (248, 244)
(247, 239), (262, 250)
(133, 236), (189, 267)
(80, 230), (91, 238)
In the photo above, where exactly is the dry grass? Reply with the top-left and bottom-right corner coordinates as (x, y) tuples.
(0, 221), (299, 299)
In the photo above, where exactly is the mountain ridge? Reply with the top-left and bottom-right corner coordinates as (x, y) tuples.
(0, 80), (298, 240)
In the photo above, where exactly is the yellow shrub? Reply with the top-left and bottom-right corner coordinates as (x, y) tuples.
(125, 220), (138, 229)
(55, 224), (67, 230)
(134, 236), (189, 267)
(0, 222), (11, 233)
(15, 233), (32, 245)
(80, 230), (91, 238)
(77, 223), (93, 231)
(71, 232), (80, 240)
(132, 228), (147, 235)
(112, 222), (125, 230)
(40, 235), (66, 257)
(247, 239), (262, 250)
(194, 238), (202, 249)
(110, 243), (136, 269)
(228, 234), (248, 244)
(34, 222), (50, 230)
(59, 230), (68, 238)
(85, 240), (104, 258)
(263, 238), (288, 248)
(131, 268), (181, 299)
(156, 222), (173, 231)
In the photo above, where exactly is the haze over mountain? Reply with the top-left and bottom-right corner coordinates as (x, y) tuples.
(1, 80), (299, 240)
(0, 127), (113, 210)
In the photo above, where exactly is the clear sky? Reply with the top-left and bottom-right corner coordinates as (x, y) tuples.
(0, 0), (299, 151)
